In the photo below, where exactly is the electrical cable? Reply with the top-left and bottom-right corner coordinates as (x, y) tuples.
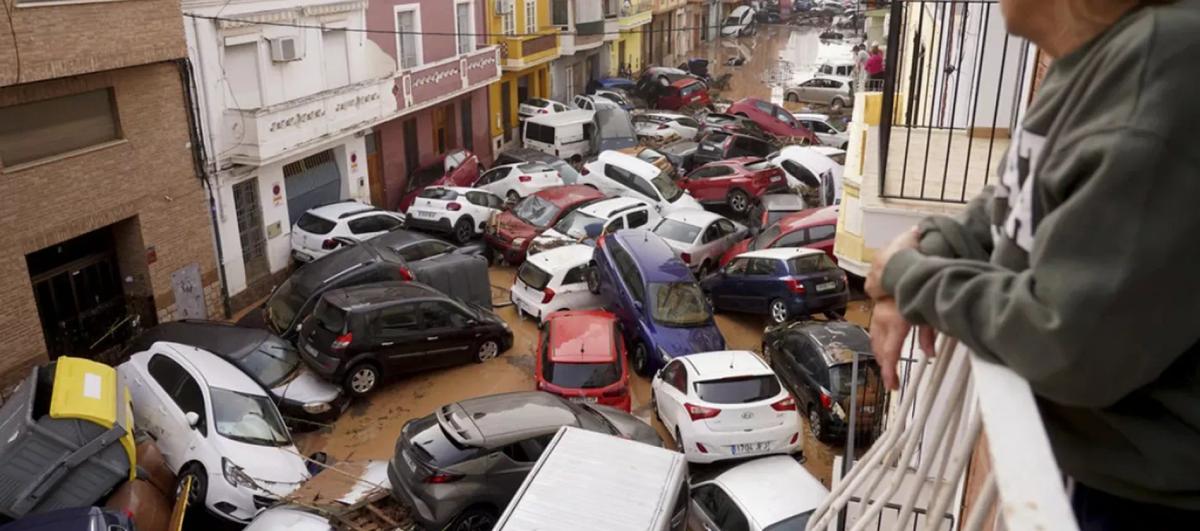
(1, 0), (20, 84)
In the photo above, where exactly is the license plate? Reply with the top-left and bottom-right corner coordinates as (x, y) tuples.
(570, 396), (598, 404)
(771, 176), (782, 182)
(416, 210), (436, 219)
(304, 344), (320, 357)
(817, 281), (837, 291)
(292, 250), (311, 262)
(731, 442), (771, 455)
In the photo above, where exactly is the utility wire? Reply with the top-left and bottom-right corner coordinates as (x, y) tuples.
(2, 0), (20, 84)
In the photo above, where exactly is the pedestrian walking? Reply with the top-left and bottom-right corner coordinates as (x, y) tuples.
(863, 0), (1200, 529)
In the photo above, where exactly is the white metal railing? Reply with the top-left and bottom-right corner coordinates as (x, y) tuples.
(807, 336), (1079, 531)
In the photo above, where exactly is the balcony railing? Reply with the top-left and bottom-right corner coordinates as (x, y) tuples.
(806, 335), (1078, 531)
(497, 30), (561, 70)
(620, 0), (653, 29)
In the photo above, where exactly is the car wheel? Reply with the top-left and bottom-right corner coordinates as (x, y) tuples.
(631, 341), (652, 377)
(727, 189), (751, 214)
(809, 406), (828, 442)
(343, 363), (381, 397)
(476, 339), (501, 363)
(450, 507), (498, 531)
(454, 217), (474, 244)
(831, 98), (845, 112)
(585, 267), (602, 294)
(697, 260), (714, 279)
(786, 92), (800, 103)
(178, 463), (207, 509)
(770, 299), (790, 324)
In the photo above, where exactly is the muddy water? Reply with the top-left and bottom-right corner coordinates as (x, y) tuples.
(686, 24), (830, 105)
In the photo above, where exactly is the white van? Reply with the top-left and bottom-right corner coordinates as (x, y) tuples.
(522, 109), (597, 164)
(495, 426), (690, 531)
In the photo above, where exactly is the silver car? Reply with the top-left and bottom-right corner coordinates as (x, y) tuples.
(785, 75), (855, 111)
(388, 392), (662, 531)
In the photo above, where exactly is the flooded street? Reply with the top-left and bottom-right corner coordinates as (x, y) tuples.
(687, 23), (836, 105)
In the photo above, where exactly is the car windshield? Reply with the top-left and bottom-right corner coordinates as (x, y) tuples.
(266, 278), (307, 332)
(543, 359), (622, 389)
(513, 195), (563, 228)
(694, 375), (781, 404)
(790, 254), (838, 273)
(237, 338), (301, 389)
(650, 282), (711, 327)
(553, 209), (606, 239)
(517, 261), (553, 291)
(550, 160), (582, 184)
(654, 218), (702, 243)
(763, 510), (816, 531)
(211, 387), (291, 446)
(419, 188), (458, 200)
(723, 16), (739, 25)
(652, 174), (685, 202)
(597, 109), (636, 139)
(750, 223), (783, 250)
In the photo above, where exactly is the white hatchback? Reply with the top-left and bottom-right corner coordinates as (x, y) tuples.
(580, 150), (703, 214)
(652, 350), (802, 464)
(290, 201), (404, 263)
(633, 112), (702, 142)
(652, 210), (747, 276)
(770, 145), (844, 207)
(404, 186), (505, 243)
(518, 97), (569, 121)
(688, 455), (829, 531)
(528, 196), (660, 255)
(793, 112), (850, 149)
(119, 342), (309, 524)
(509, 244), (603, 324)
(474, 162), (564, 202)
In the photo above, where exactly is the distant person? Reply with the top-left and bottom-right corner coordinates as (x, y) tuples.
(865, 45), (885, 85)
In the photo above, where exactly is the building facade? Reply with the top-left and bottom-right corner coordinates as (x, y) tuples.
(647, 0), (688, 66)
(365, 0), (502, 208)
(487, 0), (560, 148)
(0, 0), (220, 383)
(611, 0), (653, 75)
(548, 0), (613, 103)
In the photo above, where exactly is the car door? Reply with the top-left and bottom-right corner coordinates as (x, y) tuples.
(464, 191), (503, 230)
(475, 166), (510, 196)
(654, 360), (689, 433)
(416, 300), (478, 367)
(806, 223), (837, 257)
(610, 245), (646, 323)
(371, 302), (426, 373)
(712, 257), (750, 310)
(696, 221), (726, 265)
(143, 354), (208, 467)
(689, 483), (752, 531)
(487, 434), (555, 500)
(622, 207), (653, 232)
(446, 151), (479, 186)
(601, 163), (634, 196)
(742, 257), (781, 313)
(684, 166), (726, 202)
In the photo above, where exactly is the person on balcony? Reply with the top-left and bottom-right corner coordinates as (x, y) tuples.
(865, 44), (885, 85)
(864, 0), (1200, 529)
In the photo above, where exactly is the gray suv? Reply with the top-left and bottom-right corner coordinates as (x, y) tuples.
(388, 391), (661, 531)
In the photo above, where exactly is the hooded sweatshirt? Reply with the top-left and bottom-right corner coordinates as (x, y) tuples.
(881, 0), (1200, 509)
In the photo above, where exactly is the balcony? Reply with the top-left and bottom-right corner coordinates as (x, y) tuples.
(619, 0), (653, 29)
(559, 23), (607, 56)
(651, 0), (686, 15)
(498, 30), (561, 71)
(397, 46), (501, 114)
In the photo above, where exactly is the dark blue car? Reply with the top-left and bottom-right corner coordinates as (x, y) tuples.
(701, 247), (849, 324)
(0, 507), (135, 531)
(587, 230), (726, 376)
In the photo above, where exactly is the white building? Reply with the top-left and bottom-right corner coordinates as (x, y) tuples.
(184, 0), (398, 308)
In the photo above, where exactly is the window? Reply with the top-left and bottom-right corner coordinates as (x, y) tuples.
(774, 229), (810, 247)
(395, 7), (421, 69)
(397, 240), (456, 261)
(627, 176), (659, 201)
(503, 435), (554, 462)
(348, 215), (401, 234)
(551, 0), (569, 26)
(611, 246), (645, 302)
(525, 123), (555, 144)
(789, 253), (838, 274)
(0, 89), (121, 168)
(694, 375), (782, 404)
(725, 258), (749, 276)
(563, 265), (588, 285)
(691, 484), (750, 531)
(477, 167), (506, 186)
(604, 164), (633, 187)
(809, 224), (836, 241)
(173, 374), (208, 435)
(455, 1), (474, 55)
(323, 29), (350, 88)
(420, 301), (467, 328)
(701, 223), (723, 244)
(781, 160), (820, 188)
(467, 191), (503, 209)
(502, 0), (516, 35)
(753, 100), (774, 114)
(715, 219), (736, 236)
(604, 217), (625, 234)
(148, 355), (187, 397)
(296, 213), (336, 235)
(379, 304), (419, 333)
(223, 42), (262, 109)
(524, 0), (537, 34)
(661, 361), (687, 392)
(626, 209), (650, 229)
(747, 258), (778, 276)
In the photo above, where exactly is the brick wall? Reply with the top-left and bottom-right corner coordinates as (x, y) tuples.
(0, 61), (219, 387)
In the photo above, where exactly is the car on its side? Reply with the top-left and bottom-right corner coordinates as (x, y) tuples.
(580, 151), (703, 214)
(493, 148), (583, 185)
(595, 106), (640, 152)
(655, 79), (713, 112)
(688, 455), (829, 530)
(290, 201), (404, 263)
(652, 210), (747, 277)
(572, 94), (622, 112)
(702, 247), (848, 324)
(486, 185), (605, 264)
(727, 98), (820, 145)
(119, 342), (309, 524)
(721, 5), (757, 37)
(770, 145), (843, 206)
(528, 196), (659, 255)
(785, 75), (855, 112)
(298, 282), (512, 396)
(793, 112), (850, 149)
(517, 97), (569, 122)
(404, 186), (505, 243)
(651, 350), (801, 464)
(388, 391), (661, 531)
(633, 112), (702, 142)
(763, 321), (885, 442)
(697, 113), (769, 141)
(473, 162), (564, 203)
(747, 193), (809, 233)
(589, 230), (726, 376)
(593, 89), (636, 111)
(719, 205), (839, 266)
(510, 244), (604, 323)
(691, 131), (776, 170)
(679, 158), (788, 215)
(125, 321), (344, 428)
(535, 311), (631, 412)
(396, 149), (481, 212)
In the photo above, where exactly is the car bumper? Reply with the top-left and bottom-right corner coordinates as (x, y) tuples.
(485, 234), (529, 264)
(291, 248), (326, 263)
(510, 288), (550, 322)
(682, 418), (803, 464)
(789, 291), (849, 316)
(205, 471), (298, 524)
(299, 341), (347, 381)
(388, 459), (447, 530)
(405, 214), (454, 234)
(278, 394), (349, 427)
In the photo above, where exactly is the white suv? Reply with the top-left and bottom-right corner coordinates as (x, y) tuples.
(528, 196), (660, 255)
(290, 201), (404, 263)
(474, 162), (564, 202)
(652, 350), (803, 464)
(404, 186), (505, 243)
(580, 151), (703, 214)
(509, 244), (603, 324)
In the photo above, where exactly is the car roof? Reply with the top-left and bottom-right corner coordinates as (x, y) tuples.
(153, 341), (267, 395)
(680, 351), (772, 381)
(783, 321), (873, 364)
(811, 146), (846, 157)
(429, 185), (491, 195)
(663, 208), (724, 227)
(497, 148), (558, 163)
(322, 281), (443, 310)
(738, 247), (826, 261)
(777, 205), (839, 230)
(597, 150), (662, 179)
(534, 184), (604, 206)
(525, 244), (593, 271)
(730, 5), (752, 16)
(611, 230), (692, 283)
(527, 109), (595, 126)
(547, 312), (619, 363)
(793, 113), (831, 122)
(580, 196), (650, 216)
(710, 456), (830, 527)
(305, 200), (377, 220)
(131, 321), (270, 360)
(289, 243), (390, 294)
(447, 392), (579, 448)
(641, 111), (690, 119)
(761, 193), (806, 210)
(670, 78), (702, 88)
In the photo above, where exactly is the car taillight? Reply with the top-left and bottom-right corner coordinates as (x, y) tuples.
(695, 442), (709, 454)
(786, 279), (806, 294)
(423, 471), (464, 484)
(771, 395), (797, 411)
(518, 175), (533, 182)
(686, 403), (721, 421)
(399, 267), (414, 281)
(331, 332), (352, 352)
(789, 432), (800, 444)
(538, 109), (549, 114)
(542, 288), (555, 304)
(321, 239), (339, 250)
(819, 391), (833, 409)
(680, 252), (691, 264)
(447, 202), (462, 211)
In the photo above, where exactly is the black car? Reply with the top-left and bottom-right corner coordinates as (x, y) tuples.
(493, 148), (583, 185)
(125, 320), (345, 428)
(0, 507), (134, 531)
(691, 131), (775, 171)
(762, 321), (886, 443)
(242, 230), (486, 340)
(297, 281), (514, 396)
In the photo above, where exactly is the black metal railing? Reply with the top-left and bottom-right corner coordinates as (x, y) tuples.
(878, 0), (1032, 203)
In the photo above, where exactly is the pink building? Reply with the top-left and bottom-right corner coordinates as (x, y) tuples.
(365, 0), (501, 210)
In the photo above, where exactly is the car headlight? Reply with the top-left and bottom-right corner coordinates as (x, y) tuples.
(512, 237), (527, 247)
(222, 457), (259, 489)
(303, 402), (332, 414)
(832, 402), (847, 420)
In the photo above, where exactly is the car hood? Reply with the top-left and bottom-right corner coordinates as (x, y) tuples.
(271, 365), (341, 405)
(218, 438), (310, 495)
(495, 212), (540, 240)
(649, 321), (726, 359)
(720, 238), (752, 265)
(589, 405), (664, 447)
(667, 193), (703, 212)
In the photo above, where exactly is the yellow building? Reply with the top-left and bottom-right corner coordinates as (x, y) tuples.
(486, 0), (561, 149)
(610, 0), (653, 76)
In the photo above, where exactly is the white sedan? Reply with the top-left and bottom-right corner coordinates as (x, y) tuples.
(652, 350), (802, 464)
(290, 201), (404, 263)
(474, 162), (564, 202)
(633, 112), (702, 142)
(793, 112), (850, 150)
(688, 455), (829, 530)
(652, 209), (747, 277)
(509, 244), (603, 324)
(580, 150), (703, 215)
(404, 186), (505, 243)
(119, 341), (309, 524)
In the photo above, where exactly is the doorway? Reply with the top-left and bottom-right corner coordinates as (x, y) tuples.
(433, 104), (455, 154)
(618, 40), (627, 74)
(501, 81), (513, 143)
(366, 131), (385, 206)
(460, 99), (474, 153)
(232, 178), (269, 284)
(282, 150), (342, 224)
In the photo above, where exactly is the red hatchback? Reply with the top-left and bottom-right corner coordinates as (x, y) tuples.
(727, 98), (819, 145)
(719, 205), (839, 266)
(535, 310), (631, 412)
(656, 79), (712, 111)
(679, 158), (789, 215)
(485, 185), (603, 264)
(395, 149), (481, 212)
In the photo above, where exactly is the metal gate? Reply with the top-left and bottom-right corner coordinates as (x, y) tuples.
(283, 149), (342, 224)
(232, 178), (269, 282)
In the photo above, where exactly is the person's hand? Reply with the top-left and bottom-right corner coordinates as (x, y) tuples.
(870, 299), (937, 390)
(865, 227), (920, 301)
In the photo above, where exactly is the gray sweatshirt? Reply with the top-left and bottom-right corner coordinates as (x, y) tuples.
(881, 1), (1200, 509)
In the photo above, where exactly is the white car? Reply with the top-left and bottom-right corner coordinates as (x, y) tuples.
(245, 506), (332, 531)
(580, 150), (703, 214)
(811, 145), (847, 166)
(652, 350), (802, 464)
(290, 201), (404, 263)
(404, 186), (505, 243)
(518, 97), (569, 122)
(572, 94), (622, 112)
(594, 89), (634, 110)
(784, 75), (855, 111)
(509, 244), (603, 323)
(652, 209), (747, 276)
(770, 145), (844, 206)
(793, 112), (849, 149)
(722, 5), (757, 37)
(633, 112), (702, 142)
(528, 196), (660, 255)
(474, 162), (564, 202)
(119, 342), (309, 524)
(688, 455), (829, 531)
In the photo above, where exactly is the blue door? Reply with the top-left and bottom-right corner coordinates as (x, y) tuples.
(742, 257), (784, 314)
(713, 257), (749, 311)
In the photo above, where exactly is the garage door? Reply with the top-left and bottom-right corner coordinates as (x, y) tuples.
(283, 149), (342, 224)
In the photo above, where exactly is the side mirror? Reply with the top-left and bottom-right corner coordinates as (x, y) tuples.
(633, 300), (644, 313)
(185, 411), (200, 428)
(584, 223), (604, 239)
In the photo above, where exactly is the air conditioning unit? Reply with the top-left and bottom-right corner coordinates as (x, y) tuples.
(495, 0), (512, 14)
(269, 37), (303, 62)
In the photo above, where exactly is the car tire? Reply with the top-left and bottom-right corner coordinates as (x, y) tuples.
(450, 506), (498, 531)
(727, 189), (751, 214)
(786, 92), (800, 103)
(343, 363), (381, 398)
(809, 405), (829, 443)
(453, 217), (474, 244)
(831, 98), (845, 112)
(698, 260), (715, 279)
(770, 299), (790, 324)
(631, 340), (652, 377)
(178, 462), (207, 510)
(476, 339), (501, 363)
(585, 266), (602, 295)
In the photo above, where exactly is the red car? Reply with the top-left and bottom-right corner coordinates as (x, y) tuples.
(485, 185), (603, 264)
(395, 149), (480, 212)
(719, 205), (839, 266)
(535, 310), (631, 412)
(679, 158), (789, 215)
(656, 79), (712, 111)
(727, 98), (819, 145)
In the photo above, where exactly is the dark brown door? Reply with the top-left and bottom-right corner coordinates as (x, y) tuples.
(501, 81), (513, 143)
(460, 100), (474, 153)
(366, 131), (385, 206)
(232, 178), (269, 283)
